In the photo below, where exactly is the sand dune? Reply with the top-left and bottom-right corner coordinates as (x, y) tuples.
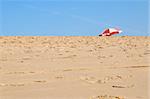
(0, 36), (150, 99)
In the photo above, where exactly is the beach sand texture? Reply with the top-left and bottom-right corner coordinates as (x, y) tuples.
(0, 36), (150, 99)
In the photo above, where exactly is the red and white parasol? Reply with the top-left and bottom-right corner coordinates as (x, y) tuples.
(99, 28), (122, 36)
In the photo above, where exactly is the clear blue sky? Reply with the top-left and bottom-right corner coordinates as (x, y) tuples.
(0, 0), (149, 36)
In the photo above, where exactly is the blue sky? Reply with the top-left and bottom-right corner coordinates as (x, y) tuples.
(0, 0), (149, 36)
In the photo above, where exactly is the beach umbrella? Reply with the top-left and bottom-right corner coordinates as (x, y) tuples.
(99, 28), (122, 36)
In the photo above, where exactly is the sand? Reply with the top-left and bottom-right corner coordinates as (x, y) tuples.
(0, 36), (150, 99)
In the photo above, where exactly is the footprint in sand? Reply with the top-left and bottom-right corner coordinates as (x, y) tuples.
(29, 71), (35, 74)
(80, 75), (123, 84)
(112, 85), (126, 88)
(123, 65), (150, 69)
(22, 57), (31, 60)
(9, 83), (25, 87)
(63, 69), (73, 72)
(62, 54), (77, 59)
(34, 80), (46, 83)
(90, 95), (124, 99)
(80, 76), (98, 84)
(0, 58), (8, 61)
(63, 68), (89, 72)
(0, 83), (8, 87)
(20, 60), (24, 63)
(112, 84), (134, 88)
(55, 76), (64, 79)
(6, 71), (25, 74)
(143, 51), (150, 55)
(0, 83), (25, 87)
(65, 50), (70, 53)
(5, 71), (36, 74)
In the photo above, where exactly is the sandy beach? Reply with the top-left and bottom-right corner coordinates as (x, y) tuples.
(0, 36), (150, 99)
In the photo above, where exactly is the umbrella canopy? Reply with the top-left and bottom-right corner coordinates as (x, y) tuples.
(99, 28), (122, 36)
